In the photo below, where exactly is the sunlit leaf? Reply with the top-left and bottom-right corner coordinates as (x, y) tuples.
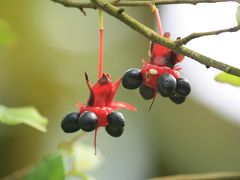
(236, 5), (240, 26)
(0, 18), (16, 48)
(60, 142), (104, 177)
(72, 143), (104, 173)
(0, 105), (48, 132)
(215, 72), (240, 86)
(24, 152), (65, 180)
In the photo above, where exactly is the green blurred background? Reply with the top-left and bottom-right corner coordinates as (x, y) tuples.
(1, 0), (240, 179)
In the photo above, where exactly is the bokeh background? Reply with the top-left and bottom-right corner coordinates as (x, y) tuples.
(1, 0), (240, 179)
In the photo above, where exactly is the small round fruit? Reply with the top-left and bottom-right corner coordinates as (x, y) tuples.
(169, 92), (186, 104)
(176, 78), (191, 96)
(107, 111), (125, 127)
(105, 125), (124, 137)
(139, 84), (155, 100)
(122, 68), (143, 89)
(157, 74), (177, 97)
(79, 111), (98, 132)
(61, 112), (80, 133)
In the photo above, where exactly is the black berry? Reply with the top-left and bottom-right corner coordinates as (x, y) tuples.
(139, 84), (155, 100)
(176, 78), (191, 96)
(61, 112), (80, 133)
(122, 68), (142, 89)
(107, 111), (125, 127)
(105, 125), (124, 137)
(157, 74), (177, 97)
(79, 111), (98, 132)
(169, 92), (186, 104)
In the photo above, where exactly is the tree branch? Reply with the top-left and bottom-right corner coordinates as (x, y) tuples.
(51, 0), (240, 9)
(152, 172), (240, 180)
(88, 0), (240, 76)
(51, 0), (240, 77)
(176, 25), (240, 46)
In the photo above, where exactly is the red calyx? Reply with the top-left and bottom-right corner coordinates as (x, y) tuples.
(79, 73), (136, 128)
(150, 32), (184, 68)
(141, 63), (180, 91)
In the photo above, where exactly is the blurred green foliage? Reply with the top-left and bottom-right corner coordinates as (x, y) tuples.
(0, 18), (16, 48)
(236, 5), (240, 25)
(0, 105), (48, 132)
(215, 72), (240, 86)
(24, 152), (64, 180)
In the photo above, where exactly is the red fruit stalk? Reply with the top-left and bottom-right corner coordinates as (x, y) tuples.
(151, 4), (163, 36)
(98, 10), (104, 79)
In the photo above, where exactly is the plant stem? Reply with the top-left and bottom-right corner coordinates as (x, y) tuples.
(99, 9), (104, 79)
(150, 4), (163, 36)
(152, 172), (240, 180)
(51, 0), (240, 9)
(176, 25), (240, 46)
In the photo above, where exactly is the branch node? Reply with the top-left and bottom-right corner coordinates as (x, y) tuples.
(117, 7), (125, 14)
(205, 65), (210, 69)
(111, 0), (121, 5)
(79, 7), (87, 16)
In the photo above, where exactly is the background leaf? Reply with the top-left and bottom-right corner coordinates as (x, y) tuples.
(0, 18), (16, 48)
(0, 105), (48, 132)
(215, 72), (240, 86)
(60, 141), (104, 178)
(236, 5), (240, 25)
(24, 152), (65, 180)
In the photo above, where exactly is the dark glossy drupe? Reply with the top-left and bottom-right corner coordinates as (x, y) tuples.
(79, 111), (98, 132)
(175, 78), (191, 96)
(107, 111), (125, 127)
(61, 112), (80, 133)
(169, 92), (186, 104)
(139, 84), (155, 100)
(157, 74), (177, 97)
(122, 68), (143, 90)
(105, 125), (124, 137)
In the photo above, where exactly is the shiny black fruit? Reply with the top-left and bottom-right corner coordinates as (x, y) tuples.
(139, 84), (155, 100)
(169, 92), (186, 104)
(79, 111), (98, 132)
(61, 112), (80, 133)
(157, 74), (177, 97)
(122, 68), (143, 89)
(105, 125), (124, 137)
(176, 78), (191, 96)
(107, 111), (125, 127)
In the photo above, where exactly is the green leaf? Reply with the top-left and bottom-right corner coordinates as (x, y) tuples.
(0, 18), (16, 48)
(215, 72), (240, 86)
(0, 105), (48, 132)
(60, 141), (104, 178)
(24, 152), (65, 180)
(236, 5), (240, 26)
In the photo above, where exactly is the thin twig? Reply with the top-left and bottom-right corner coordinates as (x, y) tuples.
(176, 25), (240, 46)
(79, 7), (87, 16)
(151, 172), (240, 180)
(51, 0), (240, 9)
(1, 166), (32, 180)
